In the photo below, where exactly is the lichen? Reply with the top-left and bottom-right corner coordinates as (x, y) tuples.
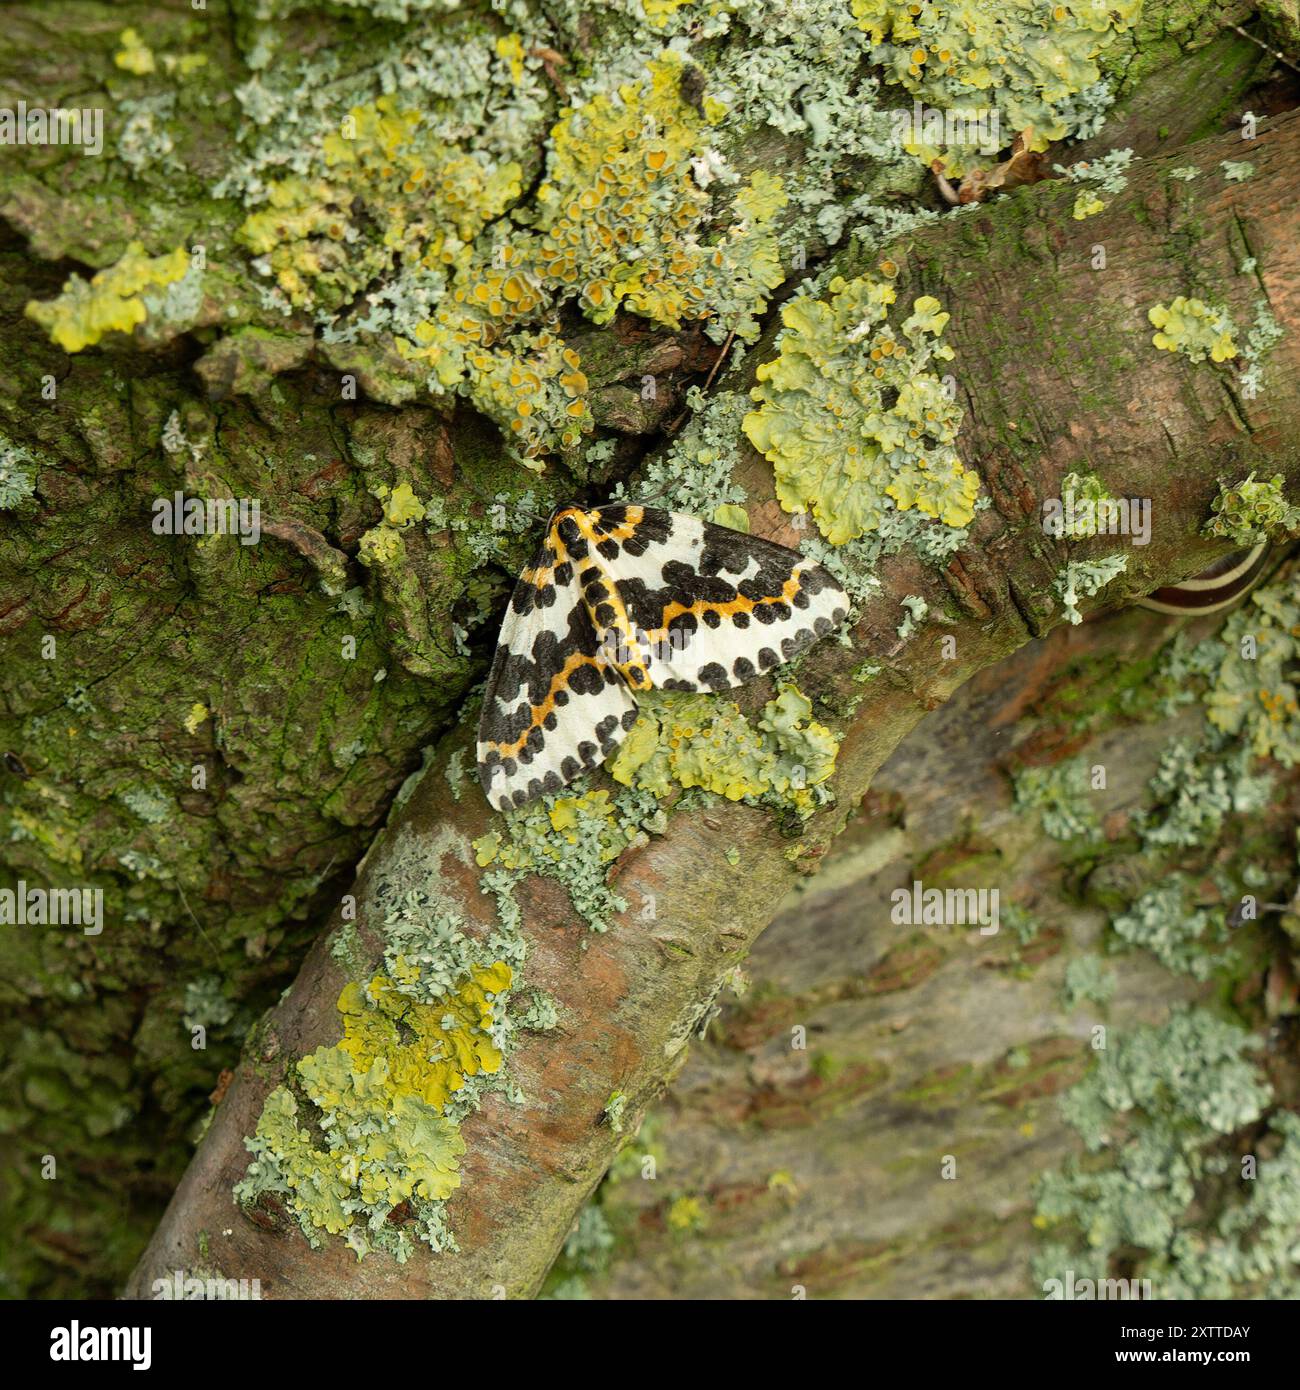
(1061, 955), (1114, 1009)
(0, 435), (38, 510)
(743, 268), (978, 545)
(25, 244), (191, 353)
(1138, 738), (1271, 850)
(849, 0), (1140, 172)
(235, 960), (511, 1258)
(1047, 469), (1117, 539)
(1148, 296), (1238, 365)
(1011, 757), (1100, 843)
(1204, 574), (1300, 767)
(1054, 554), (1127, 625)
(609, 681), (839, 818)
(1033, 1008), (1298, 1298)
(1108, 875), (1237, 980)
(1203, 472), (1300, 548)
(1056, 147), (1132, 194)
(1238, 301), (1285, 398)
(473, 785), (661, 932)
(386, 50), (786, 463)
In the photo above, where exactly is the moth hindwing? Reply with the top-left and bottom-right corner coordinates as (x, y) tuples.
(476, 503), (848, 811)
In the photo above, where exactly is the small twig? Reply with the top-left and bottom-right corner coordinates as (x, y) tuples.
(1231, 22), (1300, 75)
(666, 327), (736, 435)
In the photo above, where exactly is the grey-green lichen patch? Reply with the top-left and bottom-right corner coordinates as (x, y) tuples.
(614, 387), (751, 521)
(1032, 558), (1300, 1297)
(1060, 954), (1115, 1010)
(0, 434), (39, 510)
(1108, 875), (1238, 980)
(1033, 1007), (1300, 1298)
(1012, 757), (1102, 844)
(473, 783), (663, 933)
(895, 595), (928, 642)
(1054, 555), (1128, 625)
(1055, 147), (1134, 195)
(1237, 302), (1285, 398)
(1138, 738), (1272, 849)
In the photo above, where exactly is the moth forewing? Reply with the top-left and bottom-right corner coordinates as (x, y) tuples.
(477, 503), (848, 810)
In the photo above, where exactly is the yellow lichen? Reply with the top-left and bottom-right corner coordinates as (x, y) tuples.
(25, 243), (190, 353)
(743, 270), (978, 544)
(851, 0), (1143, 173)
(609, 682), (838, 816)
(1148, 296), (1238, 364)
(114, 28), (155, 76)
(237, 961), (512, 1246)
(236, 96), (521, 312)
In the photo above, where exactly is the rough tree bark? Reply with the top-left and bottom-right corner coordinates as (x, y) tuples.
(122, 108), (1300, 1298)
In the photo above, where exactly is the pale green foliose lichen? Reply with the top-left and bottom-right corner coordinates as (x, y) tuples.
(1046, 469), (1117, 539)
(849, 0), (1141, 173)
(473, 785), (663, 932)
(1054, 554), (1128, 624)
(1204, 575), (1300, 766)
(1011, 756), (1100, 842)
(235, 959), (512, 1260)
(743, 268), (979, 545)
(1033, 1008), (1300, 1298)
(1108, 875), (1237, 980)
(1238, 301), (1284, 398)
(1148, 296), (1238, 364)
(609, 681), (839, 818)
(1203, 472), (1300, 547)
(0, 436), (38, 510)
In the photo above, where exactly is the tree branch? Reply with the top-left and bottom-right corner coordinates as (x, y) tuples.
(125, 110), (1300, 1300)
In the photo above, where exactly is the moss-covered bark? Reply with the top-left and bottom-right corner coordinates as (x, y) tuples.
(1, 0), (1297, 1299)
